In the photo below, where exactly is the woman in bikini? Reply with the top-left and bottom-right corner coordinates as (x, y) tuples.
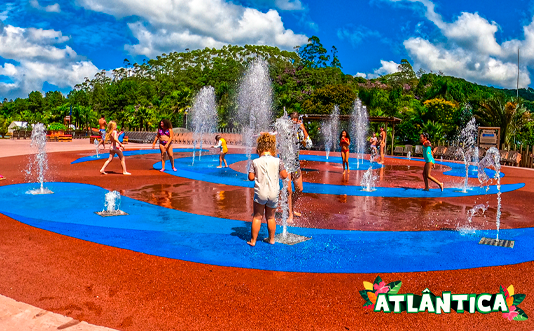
(420, 133), (443, 191)
(152, 119), (177, 172)
(340, 130), (351, 174)
(99, 121), (131, 175)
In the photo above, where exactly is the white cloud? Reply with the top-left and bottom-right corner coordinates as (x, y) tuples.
(274, 0), (303, 11)
(382, 0), (533, 88)
(29, 0), (61, 13)
(76, 0), (308, 57)
(337, 25), (381, 47)
(0, 24), (99, 99)
(363, 60), (400, 79)
(404, 37), (530, 87)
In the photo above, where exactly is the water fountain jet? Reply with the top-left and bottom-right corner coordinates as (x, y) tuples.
(26, 123), (53, 195)
(190, 86), (217, 165)
(96, 191), (128, 216)
(236, 58), (273, 170)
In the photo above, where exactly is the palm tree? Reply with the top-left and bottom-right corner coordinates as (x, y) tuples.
(475, 94), (530, 145)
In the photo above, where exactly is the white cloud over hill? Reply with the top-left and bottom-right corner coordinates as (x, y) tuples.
(76, 0), (308, 57)
(379, 0), (532, 88)
(0, 23), (99, 99)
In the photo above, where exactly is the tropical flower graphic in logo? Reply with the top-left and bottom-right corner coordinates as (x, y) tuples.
(501, 285), (528, 321)
(359, 276), (402, 310)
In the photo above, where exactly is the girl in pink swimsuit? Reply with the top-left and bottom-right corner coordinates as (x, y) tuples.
(152, 119), (176, 172)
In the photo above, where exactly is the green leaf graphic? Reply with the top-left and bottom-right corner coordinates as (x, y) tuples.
(363, 300), (373, 307)
(513, 294), (526, 306)
(513, 307), (528, 321)
(387, 281), (402, 295)
(374, 275), (383, 285)
(500, 285), (506, 296)
(359, 290), (372, 301)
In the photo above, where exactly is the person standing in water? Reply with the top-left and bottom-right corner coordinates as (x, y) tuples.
(420, 133), (443, 191)
(287, 112), (308, 223)
(339, 130), (351, 174)
(247, 133), (288, 246)
(212, 135), (228, 168)
(369, 132), (378, 161)
(100, 121), (131, 175)
(98, 115), (107, 150)
(379, 127), (386, 163)
(152, 119), (177, 172)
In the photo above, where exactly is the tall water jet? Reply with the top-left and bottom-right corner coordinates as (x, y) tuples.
(322, 120), (333, 159)
(274, 112), (310, 244)
(94, 138), (100, 158)
(350, 98), (369, 168)
(236, 58), (273, 170)
(322, 105), (340, 160)
(96, 191), (128, 216)
(26, 123), (53, 194)
(457, 117), (477, 193)
(190, 86), (218, 165)
(360, 166), (377, 192)
(477, 147), (502, 241)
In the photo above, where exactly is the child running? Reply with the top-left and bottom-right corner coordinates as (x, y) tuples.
(420, 133), (443, 191)
(340, 130), (350, 174)
(247, 133), (288, 246)
(212, 135), (228, 168)
(99, 121), (131, 175)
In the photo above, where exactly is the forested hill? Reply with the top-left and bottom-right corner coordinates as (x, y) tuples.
(0, 37), (532, 146)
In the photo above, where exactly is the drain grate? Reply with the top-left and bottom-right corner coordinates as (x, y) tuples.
(95, 211), (129, 217)
(479, 237), (514, 248)
(275, 233), (311, 245)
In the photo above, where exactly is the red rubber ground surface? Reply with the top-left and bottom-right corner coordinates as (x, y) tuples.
(1, 149), (533, 330)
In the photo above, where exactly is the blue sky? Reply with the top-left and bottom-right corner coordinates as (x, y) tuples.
(1, 0), (533, 99)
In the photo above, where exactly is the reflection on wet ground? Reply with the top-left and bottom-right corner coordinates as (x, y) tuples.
(126, 163), (533, 232)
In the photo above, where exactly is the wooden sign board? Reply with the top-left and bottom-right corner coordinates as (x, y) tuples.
(477, 127), (500, 149)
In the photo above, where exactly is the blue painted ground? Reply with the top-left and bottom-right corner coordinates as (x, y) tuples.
(1, 182), (533, 273)
(70, 151), (520, 198)
(71, 148), (208, 164)
(153, 154), (523, 198)
(387, 155), (503, 178)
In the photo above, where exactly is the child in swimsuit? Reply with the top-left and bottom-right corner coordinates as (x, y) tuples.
(370, 133), (378, 161)
(247, 133), (288, 246)
(339, 130), (351, 174)
(99, 121), (131, 175)
(420, 133), (443, 191)
(152, 119), (176, 172)
(212, 135), (228, 168)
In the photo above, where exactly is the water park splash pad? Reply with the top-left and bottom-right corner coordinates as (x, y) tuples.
(0, 180), (532, 273)
(0, 144), (530, 273)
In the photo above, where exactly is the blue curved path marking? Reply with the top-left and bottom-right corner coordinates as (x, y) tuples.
(1, 182), (533, 273)
(154, 154), (523, 198)
(387, 155), (504, 178)
(70, 151), (521, 198)
(71, 148), (208, 164)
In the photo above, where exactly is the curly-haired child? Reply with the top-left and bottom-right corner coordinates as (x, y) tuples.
(247, 133), (288, 246)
